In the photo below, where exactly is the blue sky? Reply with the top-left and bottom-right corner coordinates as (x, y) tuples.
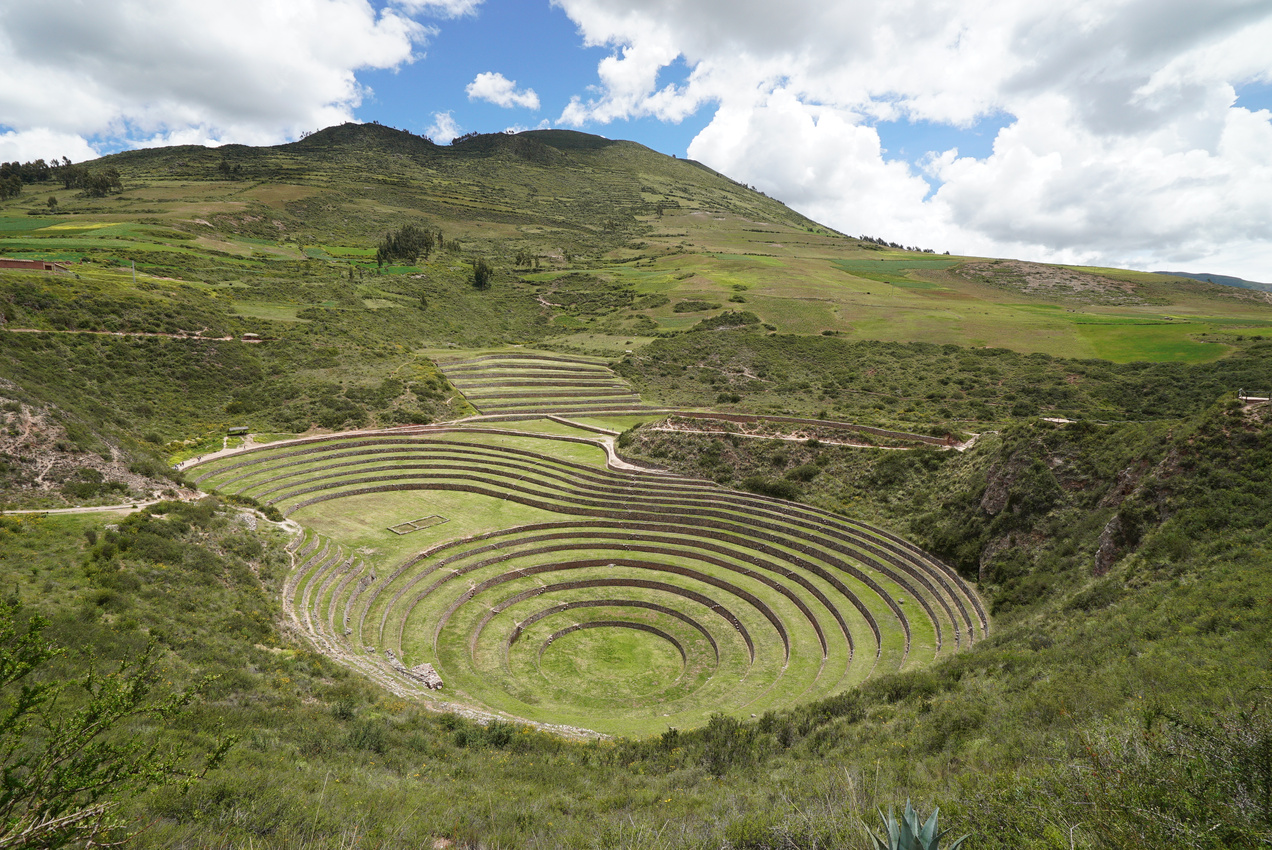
(352, 1), (1030, 209)
(1, 0), (1270, 281)
(356, 0), (706, 155)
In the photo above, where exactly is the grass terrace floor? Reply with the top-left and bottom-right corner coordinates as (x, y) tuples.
(437, 350), (656, 417)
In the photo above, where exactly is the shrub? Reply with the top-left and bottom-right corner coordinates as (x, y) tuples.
(785, 463), (821, 482)
(693, 310), (760, 331)
(741, 475), (801, 500)
(616, 424), (640, 448)
(673, 299), (721, 313)
(346, 720), (388, 754)
(0, 601), (230, 848)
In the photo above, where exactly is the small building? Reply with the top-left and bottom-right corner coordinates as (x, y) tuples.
(0, 258), (71, 273)
(227, 426), (249, 436)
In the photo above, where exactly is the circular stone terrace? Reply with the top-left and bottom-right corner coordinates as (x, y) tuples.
(189, 414), (987, 737)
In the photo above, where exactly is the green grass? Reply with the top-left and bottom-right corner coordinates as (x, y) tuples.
(830, 258), (963, 274)
(0, 215), (61, 232)
(3, 398), (1270, 849)
(229, 302), (308, 322)
(536, 620), (690, 699)
(248, 432), (297, 443)
(7, 126), (1263, 373)
(3, 369), (1272, 848)
(1077, 319), (1231, 362)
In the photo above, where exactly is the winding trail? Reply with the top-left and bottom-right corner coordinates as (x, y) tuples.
(1, 327), (265, 342)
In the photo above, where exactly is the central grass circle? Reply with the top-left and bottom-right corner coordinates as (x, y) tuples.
(538, 623), (686, 701)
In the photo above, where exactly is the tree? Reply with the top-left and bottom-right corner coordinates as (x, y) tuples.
(79, 168), (122, 198)
(0, 601), (231, 849)
(58, 165), (85, 191)
(472, 257), (494, 290)
(45, 196), (57, 212)
(375, 223), (434, 267)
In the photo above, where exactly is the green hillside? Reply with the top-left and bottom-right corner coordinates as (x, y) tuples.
(2, 125), (1271, 849)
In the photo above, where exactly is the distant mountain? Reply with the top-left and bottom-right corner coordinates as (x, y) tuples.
(1156, 270), (1272, 292)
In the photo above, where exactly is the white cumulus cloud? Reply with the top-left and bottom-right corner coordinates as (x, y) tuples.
(0, 128), (100, 165)
(426, 110), (463, 143)
(466, 72), (541, 110)
(0, 0), (430, 161)
(555, 0), (1272, 279)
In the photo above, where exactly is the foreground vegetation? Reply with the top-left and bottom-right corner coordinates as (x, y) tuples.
(3, 394), (1270, 847)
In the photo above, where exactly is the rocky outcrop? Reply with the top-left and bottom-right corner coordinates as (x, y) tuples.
(1093, 515), (1124, 577)
(384, 649), (444, 689)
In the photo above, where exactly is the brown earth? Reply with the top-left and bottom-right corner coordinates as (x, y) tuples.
(0, 380), (183, 508)
(953, 260), (1146, 305)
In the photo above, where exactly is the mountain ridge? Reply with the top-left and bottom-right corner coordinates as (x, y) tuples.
(1156, 269), (1272, 292)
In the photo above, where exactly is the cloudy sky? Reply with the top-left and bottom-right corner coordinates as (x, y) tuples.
(2, 0), (1270, 281)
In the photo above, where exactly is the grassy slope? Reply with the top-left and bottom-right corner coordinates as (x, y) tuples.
(2, 123), (1269, 368)
(2, 399), (1268, 848)
(2, 124), (1272, 847)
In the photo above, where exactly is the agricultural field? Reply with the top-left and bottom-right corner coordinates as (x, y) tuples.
(436, 351), (653, 417)
(3, 123), (1270, 372)
(190, 424), (985, 736)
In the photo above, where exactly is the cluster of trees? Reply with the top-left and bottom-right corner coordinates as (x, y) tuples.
(858, 234), (944, 254)
(0, 157), (60, 199)
(373, 223), (493, 288)
(0, 157), (120, 199)
(0, 172), (21, 200)
(513, 249), (541, 269)
(1, 158), (57, 185)
(375, 223), (441, 266)
(59, 165), (122, 197)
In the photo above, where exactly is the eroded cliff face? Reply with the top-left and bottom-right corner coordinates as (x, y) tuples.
(0, 380), (181, 508)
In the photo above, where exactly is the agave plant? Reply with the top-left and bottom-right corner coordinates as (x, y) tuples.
(867, 799), (970, 850)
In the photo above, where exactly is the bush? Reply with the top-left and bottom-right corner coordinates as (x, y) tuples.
(346, 720), (388, 754)
(673, 299), (721, 313)
(693, 311), (760, 331)
(616, 424), (640, 448)
(785, 463), (821, 482)
(741, 475), (801, 500)
(0, 601), (230, 848)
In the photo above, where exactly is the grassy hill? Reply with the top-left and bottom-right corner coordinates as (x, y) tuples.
(2, 124), (1271, 848)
